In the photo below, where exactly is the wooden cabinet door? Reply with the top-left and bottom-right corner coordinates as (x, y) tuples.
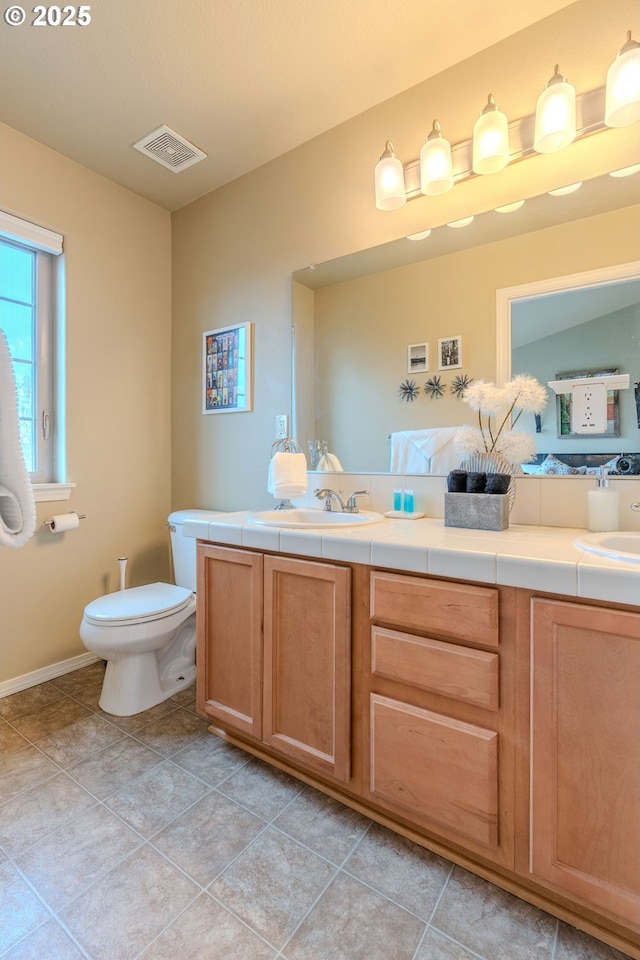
(263, 556), (351, 782)
(530, 599), (640, 931)
(196, 544), (263, 739)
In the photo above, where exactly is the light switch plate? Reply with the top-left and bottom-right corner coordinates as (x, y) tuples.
(275, 414), (289, 439)
(571, 382), (607, 433)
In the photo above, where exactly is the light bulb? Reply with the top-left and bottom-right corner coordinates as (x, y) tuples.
(420, 121), (454, 196)
(447, 216), (474, 228)
(472, 95), (510, 175)
(406, 229), (432, 241)
(534, 65), (576, 153)
(605, 31), (640, 127)
(374, 141), (406, 210)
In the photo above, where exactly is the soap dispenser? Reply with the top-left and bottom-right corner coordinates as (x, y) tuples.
(587, 466), (619, 532)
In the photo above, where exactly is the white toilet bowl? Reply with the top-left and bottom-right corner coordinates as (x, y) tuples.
(80, 582), (196, 716)
(79, 509), (218, 716)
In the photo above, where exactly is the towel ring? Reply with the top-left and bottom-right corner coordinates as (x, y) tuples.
(270, 438), (302, 456)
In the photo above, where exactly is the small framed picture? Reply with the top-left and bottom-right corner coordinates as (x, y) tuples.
(407, 342), (428, 374)
(203, 322), (253, 414)
(438, 335), (462, 370)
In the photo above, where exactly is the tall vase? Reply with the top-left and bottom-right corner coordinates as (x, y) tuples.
(459, 452), (523, 512)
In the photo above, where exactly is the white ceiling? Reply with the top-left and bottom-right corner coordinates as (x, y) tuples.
(0, 0), (576, 211)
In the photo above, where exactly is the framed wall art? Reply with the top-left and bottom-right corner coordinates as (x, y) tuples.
(438, 335), (462, 370)
(407, 342), (429, 374)
(203, 322), (253, 414)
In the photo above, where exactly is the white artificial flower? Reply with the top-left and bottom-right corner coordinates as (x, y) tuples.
(454, 374), (546, 466)
(502, 374), (548, 414)
(494, 430), (537, 465)
(454, 425), (486, 457)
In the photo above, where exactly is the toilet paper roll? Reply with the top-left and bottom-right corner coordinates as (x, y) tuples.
(46, 512), (80, 534)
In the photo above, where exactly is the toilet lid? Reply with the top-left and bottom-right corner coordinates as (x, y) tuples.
(83, 582), (194, 626)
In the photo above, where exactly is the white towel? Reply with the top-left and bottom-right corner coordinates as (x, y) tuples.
(390, 427), (460, 475)
(0, 330), (36, 547)
(316, 452), (344, 472)
(267, 452), (308, 499)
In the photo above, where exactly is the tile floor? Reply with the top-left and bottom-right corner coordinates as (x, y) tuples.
(0, 662), (633, 960)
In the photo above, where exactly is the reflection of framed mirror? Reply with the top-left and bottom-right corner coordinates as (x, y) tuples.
(555, 368), (620, 439)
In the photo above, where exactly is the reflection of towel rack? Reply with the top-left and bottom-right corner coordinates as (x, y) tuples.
(270, 438), (302, 456)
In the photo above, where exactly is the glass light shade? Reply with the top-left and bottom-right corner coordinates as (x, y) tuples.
(406, 229), (432, 241)
(420, 121), (453, 196)
(534, 67), (576, 153)
(605, 32), (640, 127)
(472, 95), (510, 175)
(374, 141), (406, 210)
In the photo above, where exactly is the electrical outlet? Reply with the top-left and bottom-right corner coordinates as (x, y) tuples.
(275, 414), (289, 439)
(571, 382), (607, 433)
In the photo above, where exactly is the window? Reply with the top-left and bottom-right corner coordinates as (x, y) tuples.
(0, 212), (62, 484)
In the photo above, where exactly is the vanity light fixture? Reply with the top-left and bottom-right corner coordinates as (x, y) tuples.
(420, 121), (454, 196)
(495, 200), (525, 213)
(374, 141), (406, 210)
(548, 181), (583, 196)
(447, 216), (474, 228)
(406, 229), (432, 241)
(374, 31), (639, 211)
(472, 94), (510, 175)
(534, 65), (576, 153)
(605, 31), (640, 127)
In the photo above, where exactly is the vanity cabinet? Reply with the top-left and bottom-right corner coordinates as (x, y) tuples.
(528, 598), (640, 934)
(196, 544), (352, 783)
(196, 540), (640, 955)
(364, 571), (516, 869)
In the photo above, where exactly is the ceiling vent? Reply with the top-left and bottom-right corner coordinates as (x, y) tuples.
(133, 124), (207, 173)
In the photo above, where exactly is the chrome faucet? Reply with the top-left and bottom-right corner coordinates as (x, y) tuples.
(314, 488), (346, 512)
(314, 488), (369, 513)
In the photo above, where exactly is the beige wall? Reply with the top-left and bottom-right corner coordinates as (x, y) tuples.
(0, 124), (171, 684)
(308, 205), (639, 472)
(171, 0), (639, 512)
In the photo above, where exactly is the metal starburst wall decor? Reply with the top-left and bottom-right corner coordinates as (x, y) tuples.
(424, 375), (444, 399)
(450, 374), (473, 398)
(399, 379), (420, 402)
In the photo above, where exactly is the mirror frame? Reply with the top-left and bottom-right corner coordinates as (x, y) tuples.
(495, 259), (640, 384)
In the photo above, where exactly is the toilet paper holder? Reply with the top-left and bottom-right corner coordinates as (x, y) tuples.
(44, 511), (86, 531)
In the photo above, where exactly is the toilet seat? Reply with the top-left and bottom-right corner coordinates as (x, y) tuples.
(83, 582), (194, 627)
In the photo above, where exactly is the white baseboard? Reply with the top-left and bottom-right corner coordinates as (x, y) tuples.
(0, 652), (102, 699)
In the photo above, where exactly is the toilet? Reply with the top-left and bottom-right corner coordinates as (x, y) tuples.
(80, 510), (217, 717)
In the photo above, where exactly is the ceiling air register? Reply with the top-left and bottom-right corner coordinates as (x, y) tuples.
(133, 124), (207, 173)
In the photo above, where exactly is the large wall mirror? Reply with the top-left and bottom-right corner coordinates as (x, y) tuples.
(292, 170), (640, 475)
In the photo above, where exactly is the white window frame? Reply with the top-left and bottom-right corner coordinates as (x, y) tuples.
(0, 211), (68, 497)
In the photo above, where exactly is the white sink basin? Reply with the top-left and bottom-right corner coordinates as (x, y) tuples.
(247, 508), (384, 529)
(574, 532), (640, 565)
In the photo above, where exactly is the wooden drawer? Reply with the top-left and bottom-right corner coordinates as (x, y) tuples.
(370, 694), (498, 848)
(372, 626), (499, 710)
(371, 571), (499, 647)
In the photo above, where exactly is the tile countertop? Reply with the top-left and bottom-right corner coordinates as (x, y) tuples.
(185, 512), (640, 609)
